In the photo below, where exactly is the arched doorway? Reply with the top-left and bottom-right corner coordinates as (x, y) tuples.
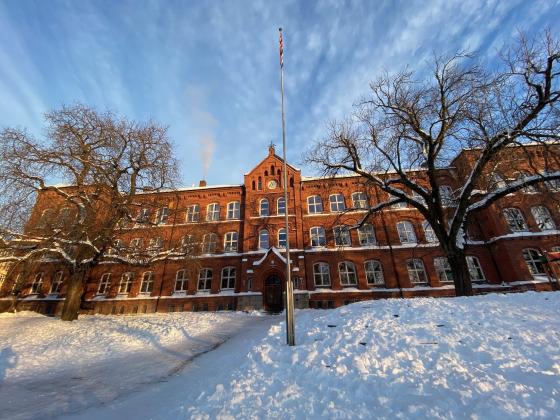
(264, 274), (283, 312)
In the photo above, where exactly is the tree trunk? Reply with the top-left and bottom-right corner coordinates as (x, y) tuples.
(445, 244), (474, 297)
(60, 270), (86, 321)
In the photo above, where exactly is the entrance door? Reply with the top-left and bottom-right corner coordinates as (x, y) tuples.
(264, 275), (283, 312)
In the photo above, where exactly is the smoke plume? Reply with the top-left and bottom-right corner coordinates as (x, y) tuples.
(199, 134), (215, 179)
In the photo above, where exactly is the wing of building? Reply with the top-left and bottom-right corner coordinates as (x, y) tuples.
(1, 144), (559, 315)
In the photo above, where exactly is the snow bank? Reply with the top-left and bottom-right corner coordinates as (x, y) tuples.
(189, 292), (560, 419)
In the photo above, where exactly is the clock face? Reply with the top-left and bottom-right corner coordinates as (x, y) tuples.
(268, 180), (277, 190)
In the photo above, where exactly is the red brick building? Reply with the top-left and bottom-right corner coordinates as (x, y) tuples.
(1, 144), (559, 315)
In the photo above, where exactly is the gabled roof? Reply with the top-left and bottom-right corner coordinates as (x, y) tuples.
(244, 152), (300, 176)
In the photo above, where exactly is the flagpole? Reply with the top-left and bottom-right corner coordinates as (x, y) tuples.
(279, 27), (295, 346)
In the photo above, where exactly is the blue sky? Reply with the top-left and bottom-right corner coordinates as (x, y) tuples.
(1, 0), (559, 186)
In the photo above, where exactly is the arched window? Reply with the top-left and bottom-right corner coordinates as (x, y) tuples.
(252, 180), (256, 190)
(30, 273), (44, 294)
(271, 164), (275, 173)
(503, 208), (528, 232)
(531, 206), (555, 231)
(329, 194), (346, 212)
(307, 195), (323, 214)
(186, 204), (200, 222)
(175, 269), (188, 292)
(310, 226), (326, 247)
(50, 271), (64, 294)
(397, 221), (417, 244)
(98, 273), (111, 294)
(407, 259), (428, 285)
(221, 267), (236, 290)
(522, 248), (546, 275)
(198, 268), (213, 291)
(119, 272), (134, 294)
(38, 209), (54, 228)
(358, 224), (376, 246)
(180, 235), (195, 253)
(258, 177), (262, 190)
(227, 201), (240, 220)
(277, 197), (286, 215)
(423, 221), (437, 243)
(259, 199), (269, 216)
(140, 271), (154, 293)
(290, 177), (294, 187)
(264, 170), (268, 176)
(258, 230), (269, 249)
(433, 257), (453, 283)
(466, 256), (485, 281)
(201, 233), (217, 254)
(206, 203), (220, 221)
(278, 228), (287, 248)
(224, 231), (238, 252)
(313, 262), (331, 287)
(351, 192), (368, 209)
(364, 260), (384, 286)
(338, 262), (357, 286)
(333, 225), (351, 246)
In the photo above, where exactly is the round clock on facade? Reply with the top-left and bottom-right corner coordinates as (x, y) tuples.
(268, 180), (277, 189)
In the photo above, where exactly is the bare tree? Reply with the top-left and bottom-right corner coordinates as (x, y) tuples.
(306, 31), (560, 296)
(0, 104), (181, 320)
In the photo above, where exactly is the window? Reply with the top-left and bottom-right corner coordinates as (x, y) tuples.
(57, 207), (73, 227)
(175, 269), (188, 292)
(119, 272), (134, 294)
(522, 248), (546, 275)
(333, 225), (351, 246)
(412, 190), (426, 206)
(466, 256), (485, 281)
(186, 204), (200, 222)
(392, 201), (407, 209)
(30, 273), (44, 294)
(407, 259), (428, 285)
(338, 262), (358, 286)
(221, 267), (236, 289)
(130, 238), (143, 250)
(206, 203), (220, 221)
(50, 271), (63, 294)
(439, 185), (455, 207)
(516, 172), (537, 193)
(224, 231), (238, 252)
(313, 262), (331, 287)
(148, 237), (164, 253)
(351, 192), (368, 209)
(180, 235), (195, 253)
(202, 233), (217, 254)
(198, 268), (213, 291)
(258, 230), (269, 249)
(259, 199), (269, 216)
(277, 197), (286, 215)
(434, 257), (453, 283)
(307, 195), (323, 214)
(98, 273), (111, 294)
(227, 201), (240, 220)
(503, 208), (528, 232)
(278, 228), (287, 249)
(489, 173), (507, 190)
(140, 272), (154, 293)
(310, 226), (326, 247)
(137, 208), (150, 223)
(358, 224), (376, 246)
(544, 171), (560, 192)
(157, 207), (169, 224)
(257, 177), (262, 190)
(531, 206), (555, 231)
(39, 209), (54, 227)
(364, 260), (384, 286)
(423, 221), (437, 243)
(397, 221), (417, 244)
(329, 194), (346, 212)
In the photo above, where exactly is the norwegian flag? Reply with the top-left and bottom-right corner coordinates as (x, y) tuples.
(279, 28), (284, 68)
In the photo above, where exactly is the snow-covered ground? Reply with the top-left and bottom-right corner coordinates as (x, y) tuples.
(1, 292), (560, 419)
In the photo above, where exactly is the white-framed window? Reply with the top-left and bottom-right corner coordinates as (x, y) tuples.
(434, 257), (453, 283)
(522, 248), (546, 275)
(439, 185), (455, 207)
(175, 269), (188, 292)
(130, 237), (143, 250)
(412, 190), (426, 206)
(119, 272), (134, 294)
(137, 208), (151, 223)
(310, 226), (326, 247)
(50, 271), (64, 294)
(544, 171), (560, 192)
(313, 262), (331, 287)
(307, 195), (323, 214)
(278, 228), (287, 249)
(186, 204), (200, 222)
(333, 225), (351, 246)
(516, 172), (537, 193)
(202, 233), (217, 254)
(407, 259), (428, 285)
(57, 207), (73, 227)
(98, 273), (111, 294)
(466, 256), (485, 282)
(392, 201), (407, 209)
(148, 237), (164, 253)
(198, 268), (213, 291)
(329, 194), (346, 212)
(397, 221), (417, 244)
(531, 206), (555, 231)
(224, 231), (238, 252)
(489, 173), (507, 190)
(30, 273), (44, 294)
(338, 261), (358, 286)
(258, 230), (269, 249)
(206, 203), (220, 221)
(358, 224), (376, 246)
(157, 206), (169, 224)
(364, 260), (384, 286)
(423, 221), (437, 243)
(39, 208), (55, 227)
(180, 235), (195, 253)
(351, 192), (368, 209)
(140, 271), (154, 293)
(277, 197), (286, 215)
(259, 199), (269, 216)
(227, 201), (240, 220)
(221, 267), (236, 289)
(503, 208), (528, 232)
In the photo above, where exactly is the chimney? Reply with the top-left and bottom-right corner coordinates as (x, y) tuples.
(199, 179), (207, 187)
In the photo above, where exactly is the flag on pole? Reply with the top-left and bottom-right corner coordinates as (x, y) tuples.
(279, 28), (284, 68)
